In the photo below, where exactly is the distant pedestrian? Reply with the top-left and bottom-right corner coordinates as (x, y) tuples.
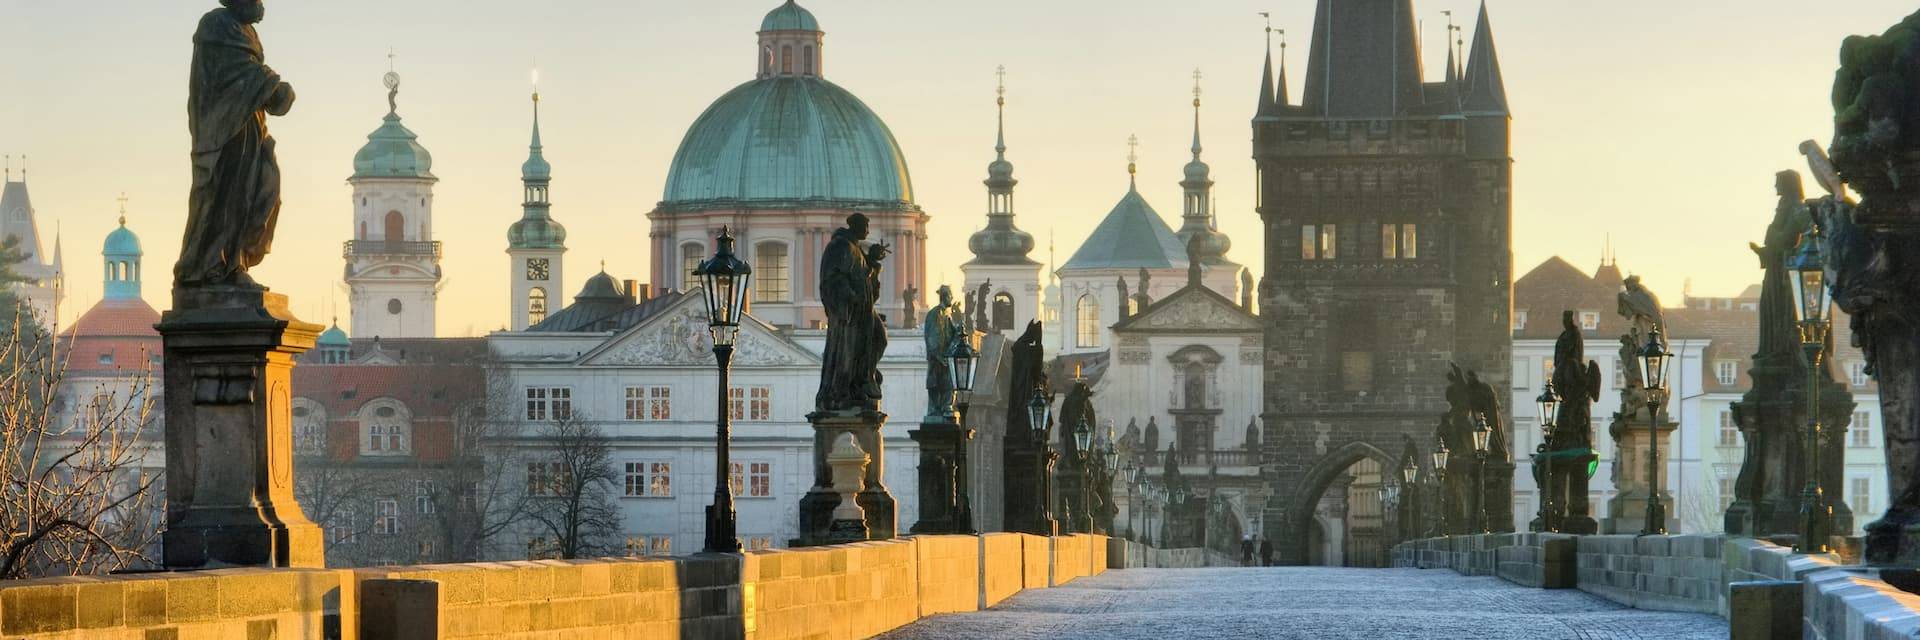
(1241, 534), (1255, 565)
(1259, 538), (1274, 567)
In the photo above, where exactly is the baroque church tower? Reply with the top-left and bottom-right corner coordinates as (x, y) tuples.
(346, 68), (441, 338)
(1254, 1), (1514, 564)
(961, 67), (1041, 334)
(508, 81), (567, 330)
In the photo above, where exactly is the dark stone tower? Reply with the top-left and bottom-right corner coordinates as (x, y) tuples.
(1255, 0), (1514, 564)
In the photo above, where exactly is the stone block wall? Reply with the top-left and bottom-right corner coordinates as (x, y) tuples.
(912, 535), (981, 617)
(354, 555), (735, 639)
(980, 533), (1027, 608)
(743, 540), (919, 640)
(0, 568), (350, 640)
(1050, 535), (1090, 586)
(1020, 534), (1050, 590)
(1571, 534), (1723, 614)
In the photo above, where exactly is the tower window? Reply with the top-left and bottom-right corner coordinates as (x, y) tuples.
(804, 46), (815, 75)
(388, 299), (403, 315)
(1075, 295), (1101, 348)
(1301, 225), (1317, 260)
(384, 211), (405, 243)
(754, 242), (790, 303)
(781, 45), (793, 74)
(1335, 307), (1376, 392)
(528, 287), (548, 325)
(1382, 224), (1417, 260)
(681, 242), (705, 290)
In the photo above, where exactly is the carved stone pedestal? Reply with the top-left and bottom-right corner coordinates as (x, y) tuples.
(1604, 413), (1677, 535)
(159, 288), (324, 569)
(797, 410), (896, 546)
(908, 417), (975, 535)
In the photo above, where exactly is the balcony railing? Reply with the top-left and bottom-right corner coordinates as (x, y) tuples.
(1159, 449), (1255, 468)
(343, 240), (443, 259)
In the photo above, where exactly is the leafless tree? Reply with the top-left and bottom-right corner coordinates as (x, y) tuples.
(523, 411), (620, 560)
(421, 380), (530, 562)
(0, 308), (163, 579)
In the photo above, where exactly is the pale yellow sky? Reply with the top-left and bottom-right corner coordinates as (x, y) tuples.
(2, 1), (1913, 334)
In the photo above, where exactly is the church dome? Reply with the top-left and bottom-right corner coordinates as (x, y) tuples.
(578, 271), (624, 300)
(318, 323), (350, 347)
(660, 78), (914, 209)
(103, 221), (141, 257)
(508, 217), (567, 249)
(760, 1), (819, 32)
(353, 113), (435, 180)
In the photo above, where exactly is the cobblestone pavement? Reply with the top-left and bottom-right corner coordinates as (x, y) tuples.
(880, 567), (1729, 640)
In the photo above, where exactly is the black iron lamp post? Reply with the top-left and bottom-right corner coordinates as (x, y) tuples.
(1125, 464), (1142, 540)
(947, 334), (980, 533)
(1431, 440), (1450, 536)
(1101, 434), (1119, 535)
(1472, 415), (1493, 534)
(696, 227), (752, 554)
(1027, 389), (1055, 532)
(1790, 229), (1835, 554)
(1400, 458), (1418, 540)
(1534, 382), (1562, 533)
(1073, 416), (1094, 533)
(1639, 328), (1674, 536)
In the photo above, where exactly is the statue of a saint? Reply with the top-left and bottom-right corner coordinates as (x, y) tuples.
(1552, 311), (1602, 446)
(178, 0), (295, 290)
(902, 284), (919, 330)
(815, 214), (889, 413)
(922, 285), (962, 420)
(1752, 171), (1811, 364)
(974, 280), (992, 331)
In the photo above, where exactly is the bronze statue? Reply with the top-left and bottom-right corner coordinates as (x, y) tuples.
(922, 285), (961, 420)
(177, 0), (295, 289)
(815, 214), (889, 413)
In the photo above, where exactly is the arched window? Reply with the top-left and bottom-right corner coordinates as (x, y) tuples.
(992, 292), (1014, 330)
(384, 211), (405, 244)
(681, 242), (705, 290)
(528, 287), (548, 325)
(803, 46), (815, 75)
(781, 45), (793, 74)
(1075, 295), (1101, 348)
(358, 399), (412, 456)
(754, 242), (790, 303)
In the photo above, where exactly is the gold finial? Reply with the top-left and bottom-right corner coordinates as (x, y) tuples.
(1126, 134), (1139, 177)
(995, 64), (1007, 106)
(532, 64), (541, 103)
(1192, 68), (1204, 107)
(116, 193), (128, 225)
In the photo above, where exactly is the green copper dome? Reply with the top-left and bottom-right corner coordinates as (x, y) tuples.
(318, 323), (350, 346)
(660, 77), (915, 210)
(760, 1), (819, 32)
(353, 113), (435, 180)
(509, 217), (567, 249)
(103, 221), (141, 258)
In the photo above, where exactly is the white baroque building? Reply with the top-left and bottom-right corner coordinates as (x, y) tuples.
(346, 69), (441, 339)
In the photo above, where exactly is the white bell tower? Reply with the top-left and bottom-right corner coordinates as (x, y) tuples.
(346, 68), (441, 338)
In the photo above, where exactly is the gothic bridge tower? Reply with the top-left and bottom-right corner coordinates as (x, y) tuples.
(1255, 1), (1515, 565)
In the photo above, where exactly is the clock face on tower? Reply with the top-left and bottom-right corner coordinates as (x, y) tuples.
(526, 258), (550, 281)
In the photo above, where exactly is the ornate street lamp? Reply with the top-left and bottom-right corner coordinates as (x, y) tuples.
(695, 227), (751, 554)
(1026, 389), (1054, 532)
(1638, 328), (1673, 536)
(945, 334), (979, 533)
(1534, 382), (1562, 533)
(1472, 415), (1493, 534)
(1431, 440), (1450, 536)
(1789, 229), (1835, 554)
(1073, 415), (1094, 533)
(1028, 390), (1052, 446)
(1400, 457), (1418, 540)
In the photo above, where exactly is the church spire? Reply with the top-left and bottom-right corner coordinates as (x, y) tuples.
(1276, 31), (1291, 110)
(510, 68), (565, 251)
(966, 65), (1036, 267)
(1461, 1), (1509, 115)
(1256, 15), (1278, 118)
(1126, 134), (1139, 191)
(1180, 72), (1230, 268)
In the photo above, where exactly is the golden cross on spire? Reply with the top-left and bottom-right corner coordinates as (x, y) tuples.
(387, 47), (396, 72)
(1192, 68), (1204, 104)
(116, 192), (128, 225)
(1126, 134), (1139, 176)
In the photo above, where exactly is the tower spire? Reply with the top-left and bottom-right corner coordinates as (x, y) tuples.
(995, 65), (1008, 159)
(1462, 1), (1509, 114)
(1276, 30), (1290, 110)
(1257, 14), (1277, 117)
(1126, 134), (1139, 190)
(1191, 69), (1205, 159)
(967, 64), (1035, 267)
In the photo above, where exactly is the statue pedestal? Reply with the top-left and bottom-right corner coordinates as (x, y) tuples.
(797, 410), (896, 546)
(908, 417), (975, 535)
(159, 288), (324, 569)
(1604, 413), (1678, 535)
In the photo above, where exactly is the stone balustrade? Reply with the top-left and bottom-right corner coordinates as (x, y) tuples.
(0, 533), (1124, 640)
(1393, 533), (1920, 639)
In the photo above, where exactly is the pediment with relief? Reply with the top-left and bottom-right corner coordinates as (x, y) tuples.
(1121, 288), (1261, 333)
(581, 299), (816, 367)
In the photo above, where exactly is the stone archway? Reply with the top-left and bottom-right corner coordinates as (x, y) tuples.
(1274, 441), (1395, 566)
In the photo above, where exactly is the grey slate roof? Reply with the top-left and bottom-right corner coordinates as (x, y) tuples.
(1060, 185), (1187, 271)
(1301, 0), (1425, 118)
(1461, 4), (1510, 115)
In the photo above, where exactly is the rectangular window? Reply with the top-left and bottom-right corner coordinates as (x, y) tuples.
(625, 536), (648, 557)
(1340, 352), (1373, 392)
(754, 243), (791, 303)
(369, 426), (383, 451)
(527, 461), (565, 497)
(1716, 360), (1738, 386)
(329, 509), (355, 545)
(625, 386), (670, 421)
(1380, 224), (1398, 260)
(1850, 361), (1870, 387)
(1718, 411), (1739, 447)
(730, 461), (773, 498)
(1318, 224), (1338, 260)
(748, 536), (774, 551)
(1852, 412), (1873, 448)
(1853, 478), (1872, 517)
(650, 536), (672, 556)
(375, 499), (399, 535)
(415, 480), (435, 514)
(1300, 225), (1317, 260)
(1611, 359), (1624, 390)
(525, 387), (572, 421)
(729, 387), (772, 422)
(1401, 224), (1417, 259)
(624, 462), (646, 497)
(1718, 478), (1735, 513)
(1578, 312), (1599, 331)
(649, 462), (672, 497)
(1513, 310), (1528, 332)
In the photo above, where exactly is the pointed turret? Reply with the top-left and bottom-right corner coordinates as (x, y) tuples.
(966, 66), (1037, 268)
(509, 78), (569, 331)
(1302, 0), (1425, 118)
(1276, 40), (1291, 110)
(1461, 2), (1509, 115)
(1256, 29), (1278, 118)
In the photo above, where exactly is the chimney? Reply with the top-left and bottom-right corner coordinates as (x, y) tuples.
(622, 279), (640, 302)
(634, 283), (653, 302)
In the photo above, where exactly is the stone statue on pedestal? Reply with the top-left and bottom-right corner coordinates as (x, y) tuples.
(1002, 320), (1056, 536)
(974, 280), (992, 333)
(902, 284), (919, 329)
(178, 0), (295, 290)
(1547, 310), (1602, 534)
(161, 0), (323, 570)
